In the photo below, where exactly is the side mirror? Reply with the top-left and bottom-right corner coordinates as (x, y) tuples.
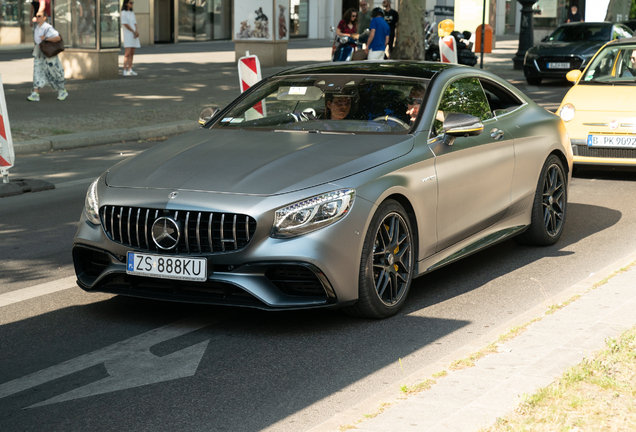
(199, 107), (220, 125)
(442, 113), (484, 146)
(541, 36), (549, 42)
(566, 69), (582, 83)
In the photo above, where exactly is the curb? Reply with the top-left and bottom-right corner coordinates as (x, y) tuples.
(307, 249), (636, 432)
(12, 120), (200, 156)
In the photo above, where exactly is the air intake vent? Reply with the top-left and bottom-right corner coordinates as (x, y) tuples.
(575, 144), (636, 159)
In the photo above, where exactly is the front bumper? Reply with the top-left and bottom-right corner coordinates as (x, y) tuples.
(524, 55), (586, 79)
(571, 139), (636, 166)
(72, 185), (374, 310)
(73, 244), (338, 310)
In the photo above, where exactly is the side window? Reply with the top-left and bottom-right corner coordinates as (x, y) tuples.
(619, 25), (634, 38)
(433, 77), (492, 136)
(480, 79), (525, 117)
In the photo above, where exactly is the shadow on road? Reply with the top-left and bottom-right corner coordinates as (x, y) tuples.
(0, 200), (623, 431)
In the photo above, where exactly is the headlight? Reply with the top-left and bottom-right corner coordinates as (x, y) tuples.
(559, 103), (575, 122)
(271, 189), (355, 239)
(83, 178), (100, 225)
(524, 49), (538, 62)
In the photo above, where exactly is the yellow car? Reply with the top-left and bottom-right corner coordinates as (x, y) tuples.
(557, 37), (636, 168)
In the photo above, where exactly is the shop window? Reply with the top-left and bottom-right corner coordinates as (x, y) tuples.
(290, 0), (308, 37)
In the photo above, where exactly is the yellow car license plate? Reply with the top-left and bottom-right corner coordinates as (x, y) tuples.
(587, 135), (636, 148)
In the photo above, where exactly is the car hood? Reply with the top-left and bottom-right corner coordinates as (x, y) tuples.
(531, 40), (604, 56)
(564, 84), (636, 111)
(106, 128), (414, 196)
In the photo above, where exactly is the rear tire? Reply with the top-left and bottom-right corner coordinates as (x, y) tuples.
(516, 155), (567, 246)
(343, 200), (414, 319)
(526, 77), (542, 85)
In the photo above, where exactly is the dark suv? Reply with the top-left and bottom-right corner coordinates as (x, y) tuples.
(523, 22), (633, 85)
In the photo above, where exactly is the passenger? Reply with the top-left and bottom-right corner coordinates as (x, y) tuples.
(326, 95), (352, 120)
(406, 84), (426, 124)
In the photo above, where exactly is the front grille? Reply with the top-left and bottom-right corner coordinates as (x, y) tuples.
(536, 56), (583, 72)
(576, 145), (636, 159)
(266, 265), (327, 297)
(101, 206), (257, 254)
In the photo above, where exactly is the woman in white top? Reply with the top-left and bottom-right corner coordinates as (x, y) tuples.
(27, 10), (68, 102)
(121, 0), (140, 76)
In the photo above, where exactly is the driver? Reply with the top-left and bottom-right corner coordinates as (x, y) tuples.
(406, 84), (426, 125)
(622, 49), (636, 77)
(326, 95), (352, 120)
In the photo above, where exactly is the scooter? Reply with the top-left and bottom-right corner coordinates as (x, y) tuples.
(330, 27), (369, 62)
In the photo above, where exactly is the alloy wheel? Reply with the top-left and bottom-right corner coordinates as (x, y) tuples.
(542, 163), (565, 237)
(372, 212), (412, 306)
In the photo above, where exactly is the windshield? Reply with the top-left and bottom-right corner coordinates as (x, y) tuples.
(548, 25), (611, 42)
(581, 44), (636, 84)
(211, 75), (429, 134)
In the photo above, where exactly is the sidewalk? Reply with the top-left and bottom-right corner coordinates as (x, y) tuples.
(0, 36), (524, 157)
(0, 38), (335, 154)
(309, 252), (636, 432)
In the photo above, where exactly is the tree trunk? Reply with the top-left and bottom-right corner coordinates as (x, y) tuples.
(393, 0), (426, 60)
(605, 0), (631, 21)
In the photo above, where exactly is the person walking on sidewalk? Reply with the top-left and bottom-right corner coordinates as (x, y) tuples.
(121, 0), (140, 76)
(27, 10), (68, 102)
(29, 0), (51, 27)
(382, 0), (398, 57)
(365, 8), (390, 60)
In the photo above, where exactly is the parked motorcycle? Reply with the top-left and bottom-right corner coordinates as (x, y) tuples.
(423, 17), (438, 61)
(426, 31), (478, 66)
(423, 18), (478, 67)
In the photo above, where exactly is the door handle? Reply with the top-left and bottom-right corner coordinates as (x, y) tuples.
(490, 128), (504, 141)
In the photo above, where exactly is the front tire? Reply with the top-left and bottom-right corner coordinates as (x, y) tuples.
(526, 77), (542, 85)
(516, 155), (567, 246)
(344, 200), (415, 319)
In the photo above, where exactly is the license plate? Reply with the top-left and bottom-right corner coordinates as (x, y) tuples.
(547, 62), (570, 69)
(587, 134), (636, 148)
(126, 252), (207, 282)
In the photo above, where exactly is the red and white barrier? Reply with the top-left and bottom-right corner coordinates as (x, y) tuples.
(0, 74), (15, 183)
(238, 53), (266, 119)
(439, 36), (458, 64)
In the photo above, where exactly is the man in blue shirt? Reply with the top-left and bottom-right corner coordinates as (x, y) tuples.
(365, 8), (390, 60)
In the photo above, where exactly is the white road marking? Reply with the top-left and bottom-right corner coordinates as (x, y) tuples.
(54, 177), (97, 189)
(0, 317), (216, 407)
(0, 276), (77, 308)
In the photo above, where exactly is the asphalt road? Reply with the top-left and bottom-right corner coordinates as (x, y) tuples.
(1, 82), (636, 432)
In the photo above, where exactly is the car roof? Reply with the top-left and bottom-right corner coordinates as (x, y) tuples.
(274, 61), (458, 80)
(557, 21), (615, 28)
(606, 36), (636, 45)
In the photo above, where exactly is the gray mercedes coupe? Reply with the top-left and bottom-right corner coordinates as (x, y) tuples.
(73, 61), (573, 319)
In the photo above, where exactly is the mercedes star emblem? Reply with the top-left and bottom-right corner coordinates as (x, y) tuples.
(151, 217), (181, 250)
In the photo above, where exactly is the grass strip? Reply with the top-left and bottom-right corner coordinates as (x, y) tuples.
(482, 326), (636, 432)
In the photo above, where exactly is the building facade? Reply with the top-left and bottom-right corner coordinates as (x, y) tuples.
(0, 0), (600, 48)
